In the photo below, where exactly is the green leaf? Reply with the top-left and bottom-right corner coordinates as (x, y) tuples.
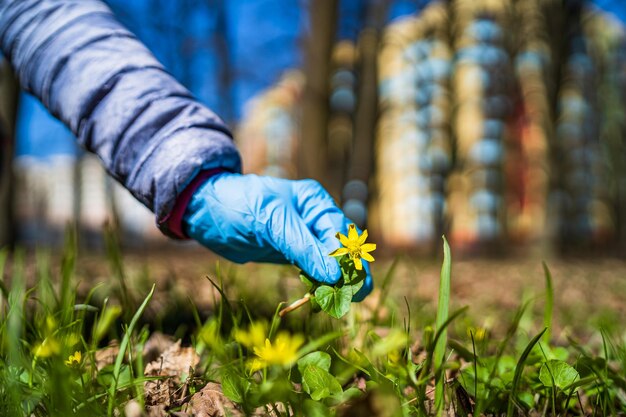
(434, 236), (451, 413)
(302, 364), (343, 401)
(303, 399), (332, 417)
(296, 255), (368, 319)
(298, 351), (332, 373)
(108, 284), (155, 417)
(542, 262), (554, 343)
(339, 256), (366, 286)
(539, 360), (580, 390)
(315, 285), (352, 319)
(300, 272), (317, 292)
(339, 387), (364, 402)
(221, 369), (249, 403)
(506, 328), (547, 417)
(93, 305), (122, 345)
(370, 328), (408, 358)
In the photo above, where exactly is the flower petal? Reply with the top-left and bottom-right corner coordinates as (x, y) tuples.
(358, 229), (369, 245)
(348, 224), (359, 242)
(361, 252), (375, 262)
(354, 257), (363, 270)
(329, 247), (349, 257)
(248, 358), (267, 372)
(336, 232), (350, 247)
(360, 243), (376, 253)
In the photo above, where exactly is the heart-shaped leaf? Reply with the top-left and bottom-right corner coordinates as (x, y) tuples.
(302, 364), (343, 401)
(315, 285), (352, 319)
(298, 351), (332, 373)
(539, 359), (580, 390)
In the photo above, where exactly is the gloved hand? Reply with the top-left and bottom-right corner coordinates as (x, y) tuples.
(183, 172), (373, 301)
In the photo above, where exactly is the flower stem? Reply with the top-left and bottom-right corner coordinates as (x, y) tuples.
(278, 293), (311, 317)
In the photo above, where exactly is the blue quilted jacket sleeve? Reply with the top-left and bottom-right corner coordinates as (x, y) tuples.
(0, 0), (242, 237)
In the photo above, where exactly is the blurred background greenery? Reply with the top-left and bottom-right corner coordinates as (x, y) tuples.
(1, 0), (626, 258)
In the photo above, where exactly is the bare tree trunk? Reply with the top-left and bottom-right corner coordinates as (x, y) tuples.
(299, 0), (337, 190)
(0, 60), (19, 248)
(348, 28), (378, 190)
(344, 1), (386, 228)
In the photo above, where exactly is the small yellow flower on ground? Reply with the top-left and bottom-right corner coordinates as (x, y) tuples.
(32, 337), (61, 358)
(249, 331), (304, 372)
(329, 223), (376, 270)
(65, 351), (82, 367)
(467, 327), (487, 342)
(234, 321), (267, 349)
(32, 316), (63, 358)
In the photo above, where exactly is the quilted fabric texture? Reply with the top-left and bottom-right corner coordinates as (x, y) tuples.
(0, 0), (242, 237)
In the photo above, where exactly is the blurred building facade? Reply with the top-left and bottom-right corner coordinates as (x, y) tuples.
(4, 0), (626, 255)
(373, 0), (626, 253)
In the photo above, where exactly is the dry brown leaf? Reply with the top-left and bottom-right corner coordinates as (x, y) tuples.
(94, 342), (120, 370)
(145, 378), (175, 408)
(143, 331), (176, 364)
(145, 405), (167, 417)
(183, 382), (243, 417)
(144, 340), (200, 380)
(144, 340), (201, 407)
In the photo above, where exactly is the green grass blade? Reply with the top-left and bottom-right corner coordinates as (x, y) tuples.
(60, 226), (77, 324)
(542, 262), (554, 344)
(0, 248), (8, 298)
(269, 300), (285, 341)
(298, 330), (344, 357)
(432, 306), (468, 352)
(434, 236), (451, 414)
(374, 257), (399, 325)
(133, 326), (150, 409)
(107, 283), (155, 417)
(489, 301), (530, 383)
(507, 327), (547, 417)
(470, 331), (479, 413)
(104, 224), (132, 314)
(403, 296), (411, 334)
(205, 273), (233, 321)
(7, 250), (25, 363)
(0, 248), (7, 317)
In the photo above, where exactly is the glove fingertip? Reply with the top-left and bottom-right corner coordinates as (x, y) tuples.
(323, 259), (342, 285)
(297, 253), (340, 286)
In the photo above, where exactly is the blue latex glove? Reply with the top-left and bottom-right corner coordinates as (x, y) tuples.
(183, 172), (373, 301)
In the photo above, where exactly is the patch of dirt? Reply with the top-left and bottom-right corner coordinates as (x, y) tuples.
(70, 248), (626, 342)
(387, 257), (626, 338)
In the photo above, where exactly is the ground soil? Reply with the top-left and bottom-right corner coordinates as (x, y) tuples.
(70, 244), (626, 342)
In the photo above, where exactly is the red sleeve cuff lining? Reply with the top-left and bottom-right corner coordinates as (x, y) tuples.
(159, 168), (224, 239)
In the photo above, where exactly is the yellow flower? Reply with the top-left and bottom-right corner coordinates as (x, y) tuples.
(329, 224), (376, 270)
(388, 350), (402, 364)
(249, 331), (304, 371)
(32, 337), (61, 358)
(467, 327), (487, 342)
(234, 321), (267, 349)
(65, 351), (82, 367)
